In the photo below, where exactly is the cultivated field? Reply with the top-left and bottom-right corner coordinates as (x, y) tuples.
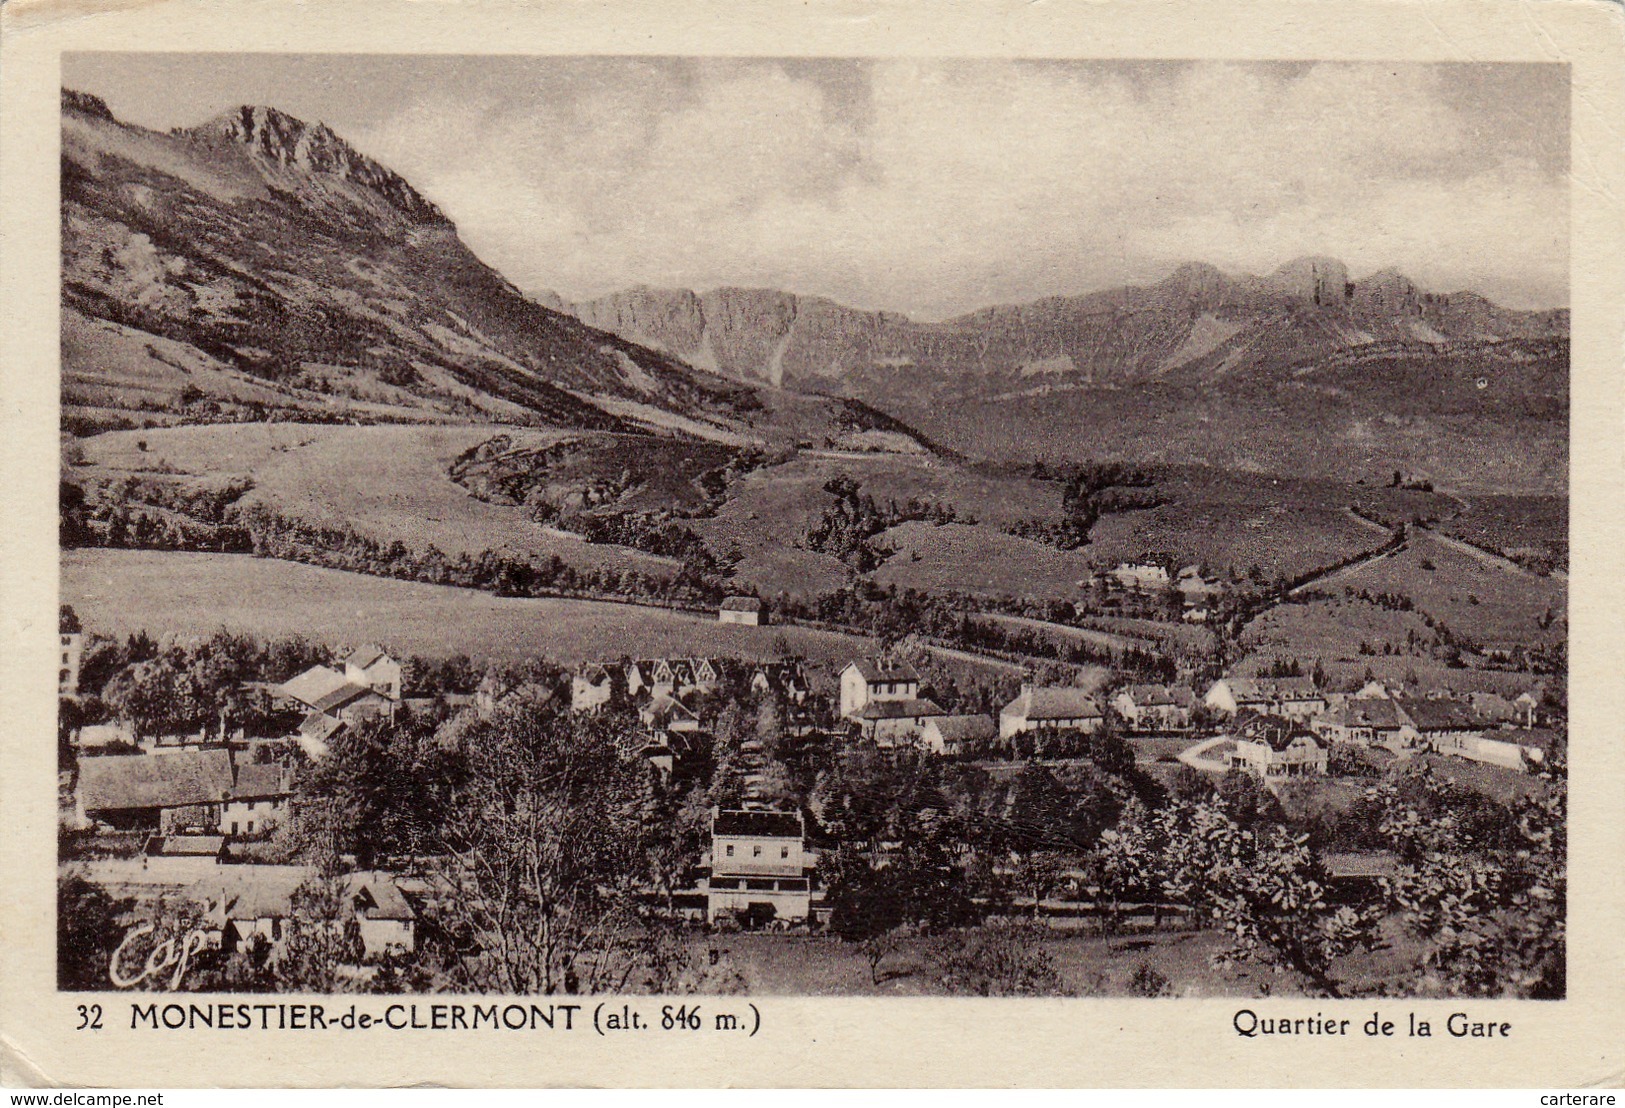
(1333, 530), (1565, 648)
(62, 549), (876, 665)
(74, 423), (677, 574)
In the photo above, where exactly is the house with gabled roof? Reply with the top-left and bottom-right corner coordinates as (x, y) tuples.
(853, 696), (947, 746)
(707, 809), (810, 926)
(571, 663), (615, 712)
(718, 596), (766, 626)
(221, 763), (294, 837)
(1111, 684), (1197, 732)
(920, 714), (998, 756)
(1392, 696), (1482, 754)
(999, 685), (1104, 740)
(1228, 712), (1328, 779)
(751, 660), (810, 705)
(344, 645), (402, 701)
(1311, 698), (1405, 751)
(839, 657), (922, 719)
(1204, 676), (1326, 720)
(191, 866), (415, 958)
(77, 749), (236, 831)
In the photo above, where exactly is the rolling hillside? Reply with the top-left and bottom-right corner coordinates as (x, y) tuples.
(558, 262), (1568, 493)
(59, 90), (765, 437)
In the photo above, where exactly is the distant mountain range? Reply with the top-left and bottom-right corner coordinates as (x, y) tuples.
(60, 89), (1567, 491)
(553, 259), (1565, 398)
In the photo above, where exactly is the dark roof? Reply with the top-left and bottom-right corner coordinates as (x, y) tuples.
(846, 657), (920, 684)
(1496, 727), (1563, 755)
(1394, 697), (1480, 732)
(311, 682), (379, 714)
(1236, 712), (1322, 752)
(854, 697), (945, 721)
(1331, 699), (1404, 729)
(713, 809), (803, 838)
(230, 763), (292, 800)
(80, 750), (234, 813)
(720, 596), (764, 612)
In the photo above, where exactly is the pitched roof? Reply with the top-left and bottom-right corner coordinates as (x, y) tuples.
(79, 750), (235, 812)
(854, 697), (945, 721)
(1394, 697), (1480, 732)
(347, 645), (388, 670)
(350, 872), (414, 921)
(1329, 699), (1404, 729)
(1005, 686), (1103, 721)
(1222, 676), (1320, 701)
(720, 595), (764, 612)
(1236, 712), (1323, 752)
(230, 763), (292, 800)
(1121, 684), (1195, 708)
(298, 710), (346, 743)
(192, 866), (315, 922)
(311, 682), (379, 714)
(925, 714), (998, 742)
(192, 867), (413, 923)
(845, 657), (920, 684)
(279, 665), (352, 709)
(713, 809), (803, 838)
(1494, 727), (1563, 755)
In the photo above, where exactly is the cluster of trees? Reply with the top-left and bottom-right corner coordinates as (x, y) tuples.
(1005, 461), (1162, 551)
(60, 619), (488, 755)
(800, 476), (967, 572)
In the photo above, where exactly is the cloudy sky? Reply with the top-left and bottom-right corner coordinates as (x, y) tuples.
(64, 54), (1568, 317)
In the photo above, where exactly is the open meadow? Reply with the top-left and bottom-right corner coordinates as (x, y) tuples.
(62, 549), (877, 665)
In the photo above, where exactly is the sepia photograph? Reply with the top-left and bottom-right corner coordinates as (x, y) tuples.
(47, 52), (1575, 1006)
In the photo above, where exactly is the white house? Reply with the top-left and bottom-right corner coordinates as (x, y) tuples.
(839, 657), (921, 719)
(570, 663), (615, 712)
(1203, 676), (1326, 720)
(706, 809), (810, 926)
(999, 685), (1104, 740)
(344, 645), (402, 702)
(220, 763), (293, 837)
(1228, 714), (1328, 779)
(1392, 697), (1482, 754)
(192, 866), (415, 959)
(1111, 684), (1197, 732)
(852, 697), (946, 746)
(718, 596), (766, 626)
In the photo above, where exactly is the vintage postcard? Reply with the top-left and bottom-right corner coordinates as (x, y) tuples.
(2, 0), (1622, 1089)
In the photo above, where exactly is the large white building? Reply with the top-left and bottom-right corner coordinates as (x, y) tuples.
(706, 809), (810, 926)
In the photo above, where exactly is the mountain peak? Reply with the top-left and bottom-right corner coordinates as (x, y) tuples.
(61, 88), (116, 123)
(1267, 256), (1352, 307)
(188, 105), (450, 227)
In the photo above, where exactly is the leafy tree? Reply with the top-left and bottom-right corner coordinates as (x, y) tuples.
(58, 872), (128, 990)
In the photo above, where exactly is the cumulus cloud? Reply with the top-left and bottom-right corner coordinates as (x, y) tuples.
(70, 55), (1568, 314)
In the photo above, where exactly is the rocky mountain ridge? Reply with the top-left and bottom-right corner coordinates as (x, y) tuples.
(558, 258), (1566, 397)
